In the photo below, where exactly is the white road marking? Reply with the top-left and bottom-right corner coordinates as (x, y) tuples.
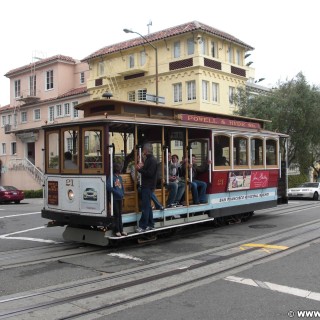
(0, 226), (61, 244)
(0, 212), (41, 219)
(225, 276), (320, 301)
(108, 253), (144, 261)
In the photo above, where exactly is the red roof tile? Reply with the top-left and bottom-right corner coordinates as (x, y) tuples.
(5, 55), (77, 77)
(82, 20), (254, 61)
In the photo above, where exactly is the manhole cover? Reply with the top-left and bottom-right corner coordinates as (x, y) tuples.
(249, 224), (276, 229)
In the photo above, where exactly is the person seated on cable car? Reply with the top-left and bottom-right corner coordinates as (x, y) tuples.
(179, 155), (209, 204)
(158, 152), (185, 208)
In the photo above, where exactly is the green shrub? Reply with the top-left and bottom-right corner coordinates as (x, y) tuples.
(288, 174), (309, 188)
(23, 189), (43, 198)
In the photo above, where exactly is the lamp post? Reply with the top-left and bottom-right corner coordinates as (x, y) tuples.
(123, 28), (158, 104)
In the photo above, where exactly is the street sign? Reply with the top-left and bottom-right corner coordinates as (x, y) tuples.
(145, 94), (165, 104)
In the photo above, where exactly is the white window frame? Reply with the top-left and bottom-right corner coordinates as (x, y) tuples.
(187, 38), (194, 55)
(137, 89), (147, 101)
(128, 91), (136, 102)
(228, 45), (234, 63)
(173, 83), (182, 103)
(14, 80), (21, 98)
(64, 103), (70, 116)
(98, 62), (105, 76)
(202, 80), (209, 101)
(46, 70), (54, 90)
(200, 38), (207, 55)
(1, 143), (6, 155)
(34, 109), (41, 121)
(140, 51), (146, 66)
(29, 75), (36, 96)
(48, 106), (54, 122)
(229, 86), (235, 105)
(236, 49), (241, 65)
(212, 83), (219, 103)
(72, 101), (79, 118)
(187, 80), (196, 101)
(211, 41), (218, 58)
(56, 104), (62, 118)
(21, 111), (27, 123)
(1, 115), (6, 127)
(128, 54), (135, 68)
(173, 41), (180, 58)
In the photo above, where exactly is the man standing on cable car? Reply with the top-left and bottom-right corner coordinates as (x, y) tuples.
(136, 142), (157, 232)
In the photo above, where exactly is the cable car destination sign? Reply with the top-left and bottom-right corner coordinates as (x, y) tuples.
(178, 114), (261, 129)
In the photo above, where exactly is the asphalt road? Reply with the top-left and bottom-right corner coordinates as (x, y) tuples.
(0, 199), (320, 319)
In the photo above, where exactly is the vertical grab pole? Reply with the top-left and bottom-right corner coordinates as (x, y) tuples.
(134, 125), (139, 213)
(138, 147), (142, 186)
(189, 147), (193, 183)
(165, 147), (169, 185)
(109, 145), (114, 216)
(185, 128), (189, 206)
(208, 149), (212, 183)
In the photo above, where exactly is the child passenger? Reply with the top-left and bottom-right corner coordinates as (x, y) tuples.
(106, 163), (127, 237)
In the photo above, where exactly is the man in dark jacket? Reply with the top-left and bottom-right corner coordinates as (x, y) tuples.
(136, 142), (157, 232)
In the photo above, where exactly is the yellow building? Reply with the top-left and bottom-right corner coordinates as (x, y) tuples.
(82, 20), (254, 115)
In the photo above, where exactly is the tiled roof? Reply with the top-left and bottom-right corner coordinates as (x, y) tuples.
(82, 20), (254, 61)
(5, 55), (77, 77)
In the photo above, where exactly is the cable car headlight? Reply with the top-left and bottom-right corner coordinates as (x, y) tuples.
(67, 189), (74, 201)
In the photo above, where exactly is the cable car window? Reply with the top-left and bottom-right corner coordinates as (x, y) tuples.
(46, 131), (60, 172)
(62, 127), (79, 172)
(233, 136), (248, 166)
(251, 137), (263, 166)
(82, 127), (104, 173)
(266, 139), (277, 166)
(214, 135), (230, 166)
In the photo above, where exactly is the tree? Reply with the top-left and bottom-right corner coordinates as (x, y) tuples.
(235, 72), (320, 176)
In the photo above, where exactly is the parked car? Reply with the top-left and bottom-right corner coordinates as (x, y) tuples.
(0, 186), (25, 204)
(287, 182), (320, 200)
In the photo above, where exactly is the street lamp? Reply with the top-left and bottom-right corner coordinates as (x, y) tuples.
(123, 28), (159, 104)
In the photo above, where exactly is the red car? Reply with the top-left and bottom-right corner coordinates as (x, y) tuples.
(0, 186), (24, 204)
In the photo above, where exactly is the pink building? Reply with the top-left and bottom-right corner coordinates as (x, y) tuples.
(0, 55), (90, 190)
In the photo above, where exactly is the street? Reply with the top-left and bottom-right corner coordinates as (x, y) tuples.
(0, 199), (320, 319)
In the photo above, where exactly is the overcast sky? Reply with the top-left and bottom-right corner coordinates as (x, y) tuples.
(0, 0), (319, 106)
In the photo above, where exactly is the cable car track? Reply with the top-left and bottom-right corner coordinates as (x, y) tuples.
(1, 217), (320, 319)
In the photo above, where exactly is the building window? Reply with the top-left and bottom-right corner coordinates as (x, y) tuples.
(173, 41), (180, 58)
(211, 41), (217, 58)
(21, 111), (27, 123)
(129, 54), (135, 68)
(72, 101), (79, 118)
(187, 80), (196, 101)
(236, 49), (241, 65)
(202, 80), (209, 101)
(229, 86), (235, 104)
(212, 83), (219, 103)
(228, 45), (233, 63)
(7, 115), (11, 125)
(1, 143), (6, 155)
(80, 72), (85, 84)
(56, 104), (62, 117)
(11, 142), (16, 155)
(98, 62), (105, 76)
(46, 70), (54, 90)
(14, 80), (21, 98)
(48, 106), (54, 122)
(34, 109), (41, 121)
(173, 83), (182, 103)
(128, 91), (136, 102)
(200, 38), (207, 55)
(64, 103), (70, 116)
(140, 51), (146, 66)
(137, 89), (146, 101)
(29, 75), (36, 96)
(1, 116), (6, 127)
(187, 38), (194, 55)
